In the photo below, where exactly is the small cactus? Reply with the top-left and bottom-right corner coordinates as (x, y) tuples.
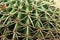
(0, 0), (60, 40)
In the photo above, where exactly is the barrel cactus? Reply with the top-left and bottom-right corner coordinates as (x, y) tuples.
(0, 0), (60, 40)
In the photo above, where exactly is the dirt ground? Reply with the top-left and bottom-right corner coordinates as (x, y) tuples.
(54, 0), (60, 9)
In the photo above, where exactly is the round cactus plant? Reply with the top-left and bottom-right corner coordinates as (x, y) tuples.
(0, 0), (60, 40)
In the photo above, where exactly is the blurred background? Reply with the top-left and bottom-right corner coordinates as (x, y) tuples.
(54, 0), (60, 9)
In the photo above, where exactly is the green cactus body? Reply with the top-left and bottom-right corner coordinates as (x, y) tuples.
(0, 0), (60, 40)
